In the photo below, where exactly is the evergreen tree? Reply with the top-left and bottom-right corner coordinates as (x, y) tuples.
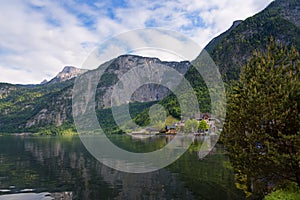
(223, 39), (300, 197)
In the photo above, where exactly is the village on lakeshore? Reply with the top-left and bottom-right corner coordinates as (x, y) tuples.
(129, 112), (218, 136)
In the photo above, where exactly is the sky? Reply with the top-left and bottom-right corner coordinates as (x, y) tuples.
(0, 0), (273, 84)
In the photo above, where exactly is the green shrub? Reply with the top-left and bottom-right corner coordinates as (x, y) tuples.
(264, 183), (300, 200)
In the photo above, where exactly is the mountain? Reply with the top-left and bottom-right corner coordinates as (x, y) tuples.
(40, 79), (48, 84)
(205, 0), (300, 81)
(135, 0), (300, 126)
(45, 66), (88, 84)
(0, 55), (191, 133)
(1, 0), (299, 134)
(205, 20), (243, 53)
(94, 55), (190, 109)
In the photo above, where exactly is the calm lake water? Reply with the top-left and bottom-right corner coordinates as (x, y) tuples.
(0, 135), (245, 200)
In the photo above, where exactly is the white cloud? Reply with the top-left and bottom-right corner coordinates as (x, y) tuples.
(83, 28), (202, 68)
(0, 0), (274, 84)
(0, 0), (98, 84)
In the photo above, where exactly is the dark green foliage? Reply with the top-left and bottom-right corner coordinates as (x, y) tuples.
(223, 41), (300, 197)
(132, 72), (211, 129)
(97, 73), (118, 87)
(97, 101), (158, 134)
(37, 122), (77, 136)
(181, 65), (211, 112)
(134, 64), (212, 125)
(0, 80), (74, 133)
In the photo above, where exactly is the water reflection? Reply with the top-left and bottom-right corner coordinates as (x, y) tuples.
(0, 136), (244, 200)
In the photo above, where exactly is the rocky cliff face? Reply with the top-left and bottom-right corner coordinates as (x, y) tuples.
(0, 84), (16, 99)
(25, 86), (73, 128)
(95, 55), (190, 109)
(0, 55), (191, 132)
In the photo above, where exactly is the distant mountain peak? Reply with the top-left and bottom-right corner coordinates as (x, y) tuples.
(40, 79), (48, 85)
(61, 66), (79, 73)
(47, 66), (88, 84)
(232, 20), (243, 28)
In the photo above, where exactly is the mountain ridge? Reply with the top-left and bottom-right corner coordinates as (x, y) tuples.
(0, 0), (299, 134)
(204, 0), (300, 81)
(0, 55), (191, 133)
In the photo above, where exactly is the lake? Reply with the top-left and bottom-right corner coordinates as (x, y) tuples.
(0, 135), (245, 199)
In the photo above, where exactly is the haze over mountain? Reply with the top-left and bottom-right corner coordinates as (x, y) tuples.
(0, 0), (299, 134)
